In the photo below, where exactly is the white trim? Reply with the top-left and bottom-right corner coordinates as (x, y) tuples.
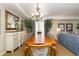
(15, 4), (28, 17)
(0, 0), (79, 3)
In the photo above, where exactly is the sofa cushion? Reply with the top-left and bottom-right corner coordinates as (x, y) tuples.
(57, 33), (79, 55)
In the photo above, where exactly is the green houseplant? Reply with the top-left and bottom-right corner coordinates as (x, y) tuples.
(45, 19), (52, 35)
(76, 23), (79, 31)
(23, 17), (32, 34)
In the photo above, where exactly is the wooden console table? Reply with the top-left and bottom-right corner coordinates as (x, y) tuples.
(23, 36), (57, 56)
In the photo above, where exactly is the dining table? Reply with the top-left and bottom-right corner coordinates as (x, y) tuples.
(23, 36), (57, 56)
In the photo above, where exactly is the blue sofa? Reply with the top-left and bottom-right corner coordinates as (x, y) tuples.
(57, 33), (79, 55)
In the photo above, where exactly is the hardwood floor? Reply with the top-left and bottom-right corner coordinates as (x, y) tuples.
(3, 42), (75, 56)
(56, 42), (75, 56)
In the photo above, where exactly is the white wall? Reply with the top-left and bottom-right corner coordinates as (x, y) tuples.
(35, 20), (45, 43)
(48, 19), (79, 38)
(0, 8), (5, 55)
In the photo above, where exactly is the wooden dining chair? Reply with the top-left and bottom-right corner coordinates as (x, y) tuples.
(48, 46), (57, 56)
(24, 45), (49, 56)
(23, 43), (57, 56)
(24, 46), (32, 56)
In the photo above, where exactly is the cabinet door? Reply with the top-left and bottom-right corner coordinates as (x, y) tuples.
(14, 35), (18, 49)
(5, 35), (14, 51)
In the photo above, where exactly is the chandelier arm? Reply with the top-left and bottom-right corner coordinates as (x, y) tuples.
(39, 16), (44, 20)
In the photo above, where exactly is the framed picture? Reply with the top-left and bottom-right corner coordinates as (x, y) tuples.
(5, 10), (19, 30)
(66, 23), (73, 31)
(58, 23), (65, 31)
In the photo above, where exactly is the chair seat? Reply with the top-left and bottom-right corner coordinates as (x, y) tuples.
(24, 46), (56, 56)
(31, 48), (48, 56)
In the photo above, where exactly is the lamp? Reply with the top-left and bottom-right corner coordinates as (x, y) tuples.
(56, 28), (61, 32)
(32, 3), (43, 21)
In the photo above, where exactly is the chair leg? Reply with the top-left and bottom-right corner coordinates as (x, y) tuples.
(24, 47), (28, 56)
(53, 47), (56, 56)
(48, 46), (56, 56)
(24, 47), (32, 56)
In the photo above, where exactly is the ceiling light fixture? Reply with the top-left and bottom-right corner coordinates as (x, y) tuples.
(32, 3), (43, 21)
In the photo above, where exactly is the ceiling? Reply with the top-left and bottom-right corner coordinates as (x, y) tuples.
(0, 3), (79, 19)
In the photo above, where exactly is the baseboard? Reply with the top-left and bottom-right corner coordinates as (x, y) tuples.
(0, 52), (6, 56)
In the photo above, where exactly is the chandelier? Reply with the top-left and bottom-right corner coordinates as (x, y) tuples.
(32, 3), (43, 21)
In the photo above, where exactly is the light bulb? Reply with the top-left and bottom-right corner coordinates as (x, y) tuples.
(41, 14), (43, 17)
(35, 12), (39, 15)
(32, 13), (34, 16)
(56, 28), (61, 32)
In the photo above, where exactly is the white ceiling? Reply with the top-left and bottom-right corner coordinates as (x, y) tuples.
(0, 3), (79, 19)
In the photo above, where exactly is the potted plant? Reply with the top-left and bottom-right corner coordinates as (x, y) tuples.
(45, 19), (52, 35)
(76, 23), (79, 31)
(23, 17), (32, 36)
